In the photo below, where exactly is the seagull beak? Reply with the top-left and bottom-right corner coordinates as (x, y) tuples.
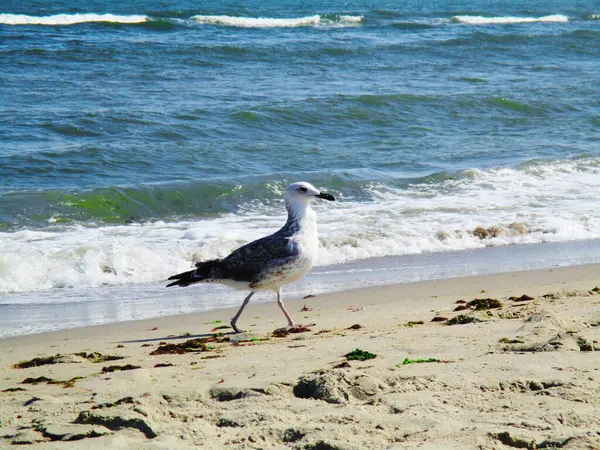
(316, 191), (335, 201)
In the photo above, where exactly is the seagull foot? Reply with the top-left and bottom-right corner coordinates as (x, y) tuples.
(230, 320), (244, 334)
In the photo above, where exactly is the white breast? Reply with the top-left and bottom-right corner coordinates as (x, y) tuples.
(293, 206), (319, 262)
(252, 207), (318, 292)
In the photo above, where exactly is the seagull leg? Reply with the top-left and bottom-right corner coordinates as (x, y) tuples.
(276, 288), (295, 328)
(230, 292), (254, 333)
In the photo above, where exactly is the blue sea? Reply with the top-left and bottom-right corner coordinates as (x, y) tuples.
(1, 0), (599, 337)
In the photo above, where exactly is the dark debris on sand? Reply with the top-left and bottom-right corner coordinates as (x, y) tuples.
(344, 349), (377, 361)
(101, 365), (141, 373)
(21, 376), (84, 388)
(446, 315), (478, 326)
(431, 316), (448, 322)
(508, 294), (535, 302)
(74, 352), (125, 363)
(468, 298), (503, 310)
(91, 397), (138, 410)
(21, 376), (54, 385)
(149, 337), (222, 355)
(12, 355), (63, 369)
(2, 387), (27, 393)
(453, 305), (471, 312)
(273, 326), (313, 337)
(12, 352), (124, 369)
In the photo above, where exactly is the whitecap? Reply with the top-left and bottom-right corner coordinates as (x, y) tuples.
(452, 14), (568, 25)
(191, 14), (362, 28)
(0, 13), (148, 26)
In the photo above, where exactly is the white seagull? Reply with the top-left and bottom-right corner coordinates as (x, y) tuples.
(166, 182), (335, 332)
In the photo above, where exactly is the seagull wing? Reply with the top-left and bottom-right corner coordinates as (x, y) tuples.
(218, 233), (298, 284)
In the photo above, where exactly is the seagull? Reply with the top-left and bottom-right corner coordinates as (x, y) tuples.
(166, 182), (335, 333)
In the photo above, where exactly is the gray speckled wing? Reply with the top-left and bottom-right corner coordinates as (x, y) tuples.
(217, 232), (298, 285)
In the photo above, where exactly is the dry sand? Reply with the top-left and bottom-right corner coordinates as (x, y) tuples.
(1, 264), (599, 449)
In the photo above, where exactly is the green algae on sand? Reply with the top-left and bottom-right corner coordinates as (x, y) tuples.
(397, 357), (440, 366)
(344, 349), (377, 361)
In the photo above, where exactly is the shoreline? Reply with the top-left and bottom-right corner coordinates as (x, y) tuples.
(3, 237), (600, 339)
(0, 263), (598, 448)
(2, 262), (600, 346)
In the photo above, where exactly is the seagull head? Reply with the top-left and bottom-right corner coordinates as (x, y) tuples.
(284, 182), (336, 206)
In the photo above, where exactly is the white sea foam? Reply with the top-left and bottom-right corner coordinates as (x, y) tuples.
(452, 14), (568, 25)
(191, 14), (363, 28)
(0, 13), (148, 26)
(338, 15), (364, 23)
(1, 158), (599, 294)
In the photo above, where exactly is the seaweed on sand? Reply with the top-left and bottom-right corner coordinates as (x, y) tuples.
(12, 356), (62, 369)
(74, 352), (125, 363)
(468, 298), (503, 310)
(21, 376), (85, 388)
(397, 357), (440, 366)
(344, 349), (377, 361)
(101, 364), (141, 373)
(149, 338), (211, 355)
(446, 315), (477, 325)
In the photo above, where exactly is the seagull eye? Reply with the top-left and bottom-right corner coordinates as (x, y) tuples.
(299, 186), (308, 193)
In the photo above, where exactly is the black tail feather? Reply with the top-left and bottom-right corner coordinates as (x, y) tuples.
(166, 259), (220, 288)
(165, 269), (195, 287)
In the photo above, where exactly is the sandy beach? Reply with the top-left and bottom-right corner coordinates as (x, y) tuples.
(1, 264), (599, 449)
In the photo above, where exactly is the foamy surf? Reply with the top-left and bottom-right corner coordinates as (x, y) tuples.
(1, 158), (599, 295)
(0, 13), (148, 26)
(191, 14), (363, 28)
(452, 14), (568, 25)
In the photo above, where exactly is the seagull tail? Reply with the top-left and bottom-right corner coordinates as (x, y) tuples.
(166, 260), (220, 288)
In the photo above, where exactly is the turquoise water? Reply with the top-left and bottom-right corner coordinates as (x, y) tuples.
(1, 1), (599, 333)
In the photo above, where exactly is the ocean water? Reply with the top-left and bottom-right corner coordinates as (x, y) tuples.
(1, 0), (599, 336)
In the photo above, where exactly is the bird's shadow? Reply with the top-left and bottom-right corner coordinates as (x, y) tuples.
(117, 331), (238, 345)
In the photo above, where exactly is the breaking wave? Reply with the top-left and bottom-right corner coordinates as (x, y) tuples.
(0, 12), (363, 28)
(1, 157), (599, 294)
(452, 14), (569, 25)
(191, 14), (363, 28)
(2, 11), (582, 29)
(0, 13), (148, 26)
